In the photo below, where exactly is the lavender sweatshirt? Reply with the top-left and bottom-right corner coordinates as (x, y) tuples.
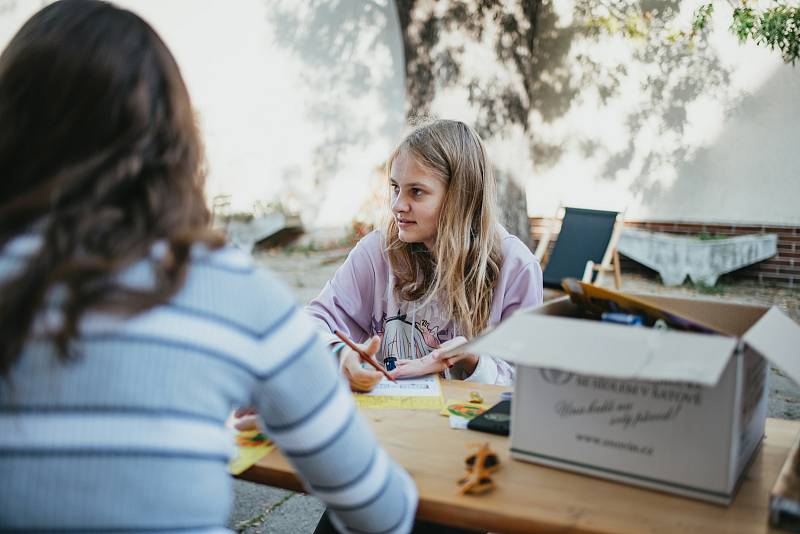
(306, 227), (543, 385)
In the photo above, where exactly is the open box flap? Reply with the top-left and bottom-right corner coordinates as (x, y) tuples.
(447, 311), (738, 386)
(743, 307), (800, 385)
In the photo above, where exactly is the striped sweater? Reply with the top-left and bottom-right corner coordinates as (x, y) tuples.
(0, 235), (417, 533)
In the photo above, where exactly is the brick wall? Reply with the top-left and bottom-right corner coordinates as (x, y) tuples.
(529, 218), (800, 288)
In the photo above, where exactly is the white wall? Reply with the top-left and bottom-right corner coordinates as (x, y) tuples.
(5, 1), (796, 228)
(0, 0), (406, 229)
(527, 2), (800, 225)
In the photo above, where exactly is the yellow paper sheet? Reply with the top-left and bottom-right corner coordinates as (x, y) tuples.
(354, 375), (445, 410)
(228, 430), (276, 475)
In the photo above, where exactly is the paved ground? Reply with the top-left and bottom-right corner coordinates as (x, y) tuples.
(226, 248), (800, 533)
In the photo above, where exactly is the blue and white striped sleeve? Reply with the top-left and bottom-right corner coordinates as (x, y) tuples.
(248, 272), (418, 534)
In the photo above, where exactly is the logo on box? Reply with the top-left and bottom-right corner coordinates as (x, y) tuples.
(540, 369), (574, 385)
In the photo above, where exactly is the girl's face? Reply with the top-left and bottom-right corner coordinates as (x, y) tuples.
(390, 150), (447, 250)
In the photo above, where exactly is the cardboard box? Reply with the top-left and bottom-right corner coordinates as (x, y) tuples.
(452, 295), (800, 504)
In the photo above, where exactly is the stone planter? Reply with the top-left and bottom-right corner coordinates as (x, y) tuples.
(617, 228), (778, 286)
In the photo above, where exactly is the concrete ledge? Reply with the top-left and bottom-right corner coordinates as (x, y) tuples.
(617, 228), (778, 286)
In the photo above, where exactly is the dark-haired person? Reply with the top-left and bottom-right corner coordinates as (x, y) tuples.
(0, 1), (416, 532)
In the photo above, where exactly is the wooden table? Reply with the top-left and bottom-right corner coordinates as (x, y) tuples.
(239, 381), (799, 533)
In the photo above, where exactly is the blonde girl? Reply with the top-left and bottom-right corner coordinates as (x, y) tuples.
(307, 119), (543, 390)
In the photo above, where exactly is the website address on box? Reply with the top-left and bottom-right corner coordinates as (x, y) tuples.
(576, 433), (654, 456)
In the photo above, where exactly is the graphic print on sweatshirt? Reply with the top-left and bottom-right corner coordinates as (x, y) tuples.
(370, 303), (453, 368)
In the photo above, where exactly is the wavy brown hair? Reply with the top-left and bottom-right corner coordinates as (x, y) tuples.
(0, 0), (222, 377)
(384, 120), (501, 338)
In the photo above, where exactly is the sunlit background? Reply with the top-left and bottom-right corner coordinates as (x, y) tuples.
(1, 0), (798, 231)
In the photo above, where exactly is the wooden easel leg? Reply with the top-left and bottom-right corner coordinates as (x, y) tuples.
(583, 261), (595, 283)
(613, 249), (622, 289)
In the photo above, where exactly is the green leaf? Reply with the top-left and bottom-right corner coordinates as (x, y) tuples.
(692, 3), (714, 32)
(730, 7), (757, 43)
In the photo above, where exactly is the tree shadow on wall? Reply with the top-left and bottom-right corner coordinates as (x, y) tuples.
(529, 0), (736, 199)
(394, 0), (733, 197)
(262, 1), (739, 230)
(264, 0), (405, 190)
(398, 0), (546, 142)
(635, 65), (799, 218)
(395, 1), (711, 241)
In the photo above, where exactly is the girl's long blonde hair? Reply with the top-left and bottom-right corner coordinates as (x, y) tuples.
(384, 120), (501, 338)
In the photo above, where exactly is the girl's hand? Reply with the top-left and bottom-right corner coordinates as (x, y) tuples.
(390, 336), (472, 379)
(231, 407), (261, 431)
(339, 335), (384, 392)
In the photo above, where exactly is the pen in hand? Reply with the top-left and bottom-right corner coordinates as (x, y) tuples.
(334, 330), (397, 383)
